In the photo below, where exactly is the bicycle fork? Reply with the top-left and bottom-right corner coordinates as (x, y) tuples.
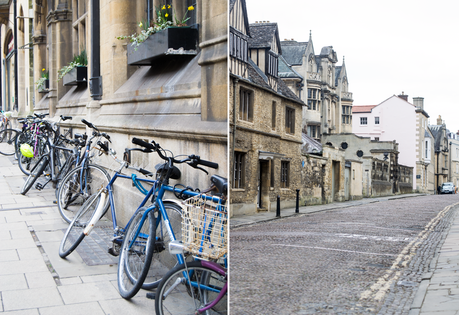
(83, 189), (108, 236)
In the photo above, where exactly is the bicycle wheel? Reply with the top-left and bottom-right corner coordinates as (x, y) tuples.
(59, 193), (102, 258)
(20, 156), (49, 195)
(155, 260), (228, 315)
(56, 164), (110, 224)
(17, 137), (50, 176)
(142, 202), (183, 290)
(0, 129), (19, 156)
(117, 207), (155, 299)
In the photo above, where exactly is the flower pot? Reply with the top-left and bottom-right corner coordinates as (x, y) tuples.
(127, 27), (198, 66)
(38, 79), (49, 93)
(63, 66), (87, 86)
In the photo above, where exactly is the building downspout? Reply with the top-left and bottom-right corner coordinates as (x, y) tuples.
(13, 0), (18, 112)
(231, 77), (239, 189)
(89, 0), (102, 100)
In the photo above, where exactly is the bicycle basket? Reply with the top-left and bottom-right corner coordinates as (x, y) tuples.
(181, 194), (227, 260)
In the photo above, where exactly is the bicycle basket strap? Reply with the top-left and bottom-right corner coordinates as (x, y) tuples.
(131, 174), (149, 195)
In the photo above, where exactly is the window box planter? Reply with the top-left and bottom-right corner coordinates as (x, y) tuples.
(63, 66), (87, 86)
(38, 79), (49, 93)
(127, 27), (198, 66)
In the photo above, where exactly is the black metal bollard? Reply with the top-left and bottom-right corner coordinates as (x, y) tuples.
(276, 195), (280, 217)
(295, 189), (300, 213)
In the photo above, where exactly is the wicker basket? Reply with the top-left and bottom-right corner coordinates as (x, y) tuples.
(181, 194), (227, 260)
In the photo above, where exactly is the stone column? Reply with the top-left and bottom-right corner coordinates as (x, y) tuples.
(198, 0), (227, 122)
(33, 1), (47, 108)
(47, 0), (72, 117)
(99, 0), (137, 99)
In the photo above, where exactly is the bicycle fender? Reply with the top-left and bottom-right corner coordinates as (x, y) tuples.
(83, 191), (108, 236)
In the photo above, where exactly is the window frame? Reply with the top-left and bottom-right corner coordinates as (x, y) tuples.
(280, 161), (290, 188)
(233, 151), (245, 189)
(360, 117), (367, 125)
(285, 106), (295, 134)
(239, 88), (254, 122)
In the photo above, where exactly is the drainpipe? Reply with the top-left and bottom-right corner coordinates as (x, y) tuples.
(13, 0), (18, 112)
(89, 0), (102, 100)
(232, 77), (238, 184)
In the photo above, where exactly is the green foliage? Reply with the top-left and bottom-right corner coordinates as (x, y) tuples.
(58, 49), (88, 82)
(35, 68), (49, 89)
(116, 4), (195, 51)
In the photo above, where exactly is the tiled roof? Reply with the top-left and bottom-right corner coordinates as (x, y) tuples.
(248, 22), (281, 54)
(352, 105), (377, 113)
(280, 41), (308, 65)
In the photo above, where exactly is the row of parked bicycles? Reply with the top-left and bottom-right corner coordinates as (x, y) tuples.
(0, 112), (228, 314)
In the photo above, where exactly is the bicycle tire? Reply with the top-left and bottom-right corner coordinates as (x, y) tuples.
(0, 129), (19, 156)
(59, 193), (101, 258)
(142, 201), (183, 290)
(17, 137), (50, 176)
(56, 164), (110, 224)
(155, 260), (228, 315)
(117, 207), (156, 299)
(20, 156), (49, 195)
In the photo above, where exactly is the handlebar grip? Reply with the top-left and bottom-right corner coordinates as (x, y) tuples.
(81, 119), (95, 129)
(97, 141), (108, 152)
(132, 137), (155, 151)
(101, 133), (111, 142)
(138, 168), (153, 176)
(199, 159), (218, 169)
(61, 115), (73, 121)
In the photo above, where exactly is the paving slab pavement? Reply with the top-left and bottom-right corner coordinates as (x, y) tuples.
(0, 154), (156, 314)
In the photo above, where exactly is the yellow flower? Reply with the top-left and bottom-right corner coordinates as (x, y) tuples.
(162, 5), (166, 10)
(167, 4), (171, 9)
(188, 6), (194, 11)
(42, 68), (45, 72)
(139, 22), (143, 27)
(165, 13), (169, 17)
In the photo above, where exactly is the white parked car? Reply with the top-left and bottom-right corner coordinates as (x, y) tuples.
(441, 182), (455, 194)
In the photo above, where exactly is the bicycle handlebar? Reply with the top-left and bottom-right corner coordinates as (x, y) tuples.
(131, 137), (219, 171)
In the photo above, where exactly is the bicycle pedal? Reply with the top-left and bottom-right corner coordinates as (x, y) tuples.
(108, 247), (119, 257)
(146, 292), (156, 300)
(35, 183), (44, 191)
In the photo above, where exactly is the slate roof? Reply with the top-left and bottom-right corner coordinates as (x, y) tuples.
(278, 55), (303, 79)
(248, 22), (281, 54)
(244, 59), (304, 106)
(280, 41), (308, 65)
(302, 133), (322, 153)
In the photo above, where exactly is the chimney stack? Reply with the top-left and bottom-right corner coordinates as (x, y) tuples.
(398, 91), (408, 102)
(413, 97), (424, 109)
(437, 115), (443, 125)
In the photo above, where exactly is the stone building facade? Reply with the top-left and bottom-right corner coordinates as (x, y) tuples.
(430, 116), (451, 192)
(280, 35), (353, 140)
(230, 0), (305, 216)
(414, 97), (435, 194)
(2, 0), (228, 225)
(322, 133), (414, 197)
(0, 0), (33, 117)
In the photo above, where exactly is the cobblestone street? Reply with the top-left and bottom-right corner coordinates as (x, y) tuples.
(229, 195), (459, 314)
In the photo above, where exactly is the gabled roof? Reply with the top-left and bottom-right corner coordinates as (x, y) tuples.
(352, 105), (377, 113)
(278, 55), (303, 79)
(302, 133), (322, 153)
(243, 59), (304, 106)
(248, 22), (281, 54)
(280, 41), (308, 65)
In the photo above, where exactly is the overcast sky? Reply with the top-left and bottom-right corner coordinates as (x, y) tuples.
(245, 0), (459, 133)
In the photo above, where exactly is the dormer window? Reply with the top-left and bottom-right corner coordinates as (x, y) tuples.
(267, 51), (278, 78)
